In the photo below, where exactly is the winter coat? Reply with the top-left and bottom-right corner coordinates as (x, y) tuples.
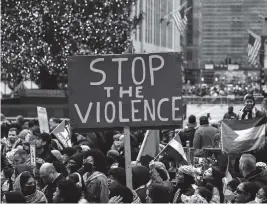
(193, 125), (219, 150)
(83, 171), (109, 203)
(245, 168), (267, 188)
(237, 107), (263, 120)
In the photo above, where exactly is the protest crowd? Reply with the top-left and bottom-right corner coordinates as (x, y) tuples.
(1, 93), (267, 204)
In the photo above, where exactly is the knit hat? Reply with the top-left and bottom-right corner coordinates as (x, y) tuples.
(256, 162), (267, 170)
(244, 94), (254, 101)
(178, 165), (195, 178)
(199, 116), (209, 125)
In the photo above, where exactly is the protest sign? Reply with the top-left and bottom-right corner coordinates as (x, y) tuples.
(68, 52), (183, 130)
(37, 106), (50, 133)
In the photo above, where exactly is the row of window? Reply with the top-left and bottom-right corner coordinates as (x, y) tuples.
(136, 0), (175, 49)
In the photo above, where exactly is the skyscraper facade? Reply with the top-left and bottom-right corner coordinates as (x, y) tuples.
(200, 0), (267, 68)
(132, 0), (181, 53)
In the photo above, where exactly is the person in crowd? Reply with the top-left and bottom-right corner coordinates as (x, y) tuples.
(106, 150), (120, 169)
(172, 165), (196, 203)
(238, 94), (263, 120)
(13, 149), (29, 166)
(223, 105), (238, 120)
(2, 191), (27, 203)
(109, 183), (133, 203)
(1, 166), (14, 196)
(1, 113), (12, 139)
(62, 147), (77, 164)
(66, 152), (83, 174)
(4, 128), (23, 154)
(224, 178), (241, 203)
(15, 115), (25, 131)
(14, 164), (33, 178)
(35, 133), (57, 163)
(234, 182), (260, 203)
(82, 149), (109, 203)
(195, 186), (213, 203)
(52, 179), (83, 203)
(202, 166), (224, 202)
(18, 129), (31, 142)
(239, 154), (267, 188)
(255, 186), (267, 203)
(108, 167), (141, 203)
(179, 115), (197, 147)
(49, 117), (61, 131)
(132, 165), (150, 203)
(146, 182), (172, 203)
(21, 119), (30, 130)
(13, 171), (47, 203)
(51, 150), (64, 164)
(193, 116), (219, 156)
(39, 162), (66, 203)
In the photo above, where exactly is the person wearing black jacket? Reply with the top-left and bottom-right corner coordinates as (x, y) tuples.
(35, 133), (57, 163)
(179, 115), (197, 147)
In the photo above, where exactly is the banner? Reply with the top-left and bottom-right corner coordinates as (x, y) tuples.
(37, 106), (49, 133)
(68, 52), (183, 130)
(51, 120), (71, 148)
(221, 117), (267, 154)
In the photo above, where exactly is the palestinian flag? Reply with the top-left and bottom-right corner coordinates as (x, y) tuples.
(221, 116), (267, 154)
(51, 120), (72, 148)
(159, 133), (188, 164)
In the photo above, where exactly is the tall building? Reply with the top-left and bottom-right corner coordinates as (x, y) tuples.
(200, 0), (267, 68)
(182, 0), (202, 84)
(132, 0), (182, 53)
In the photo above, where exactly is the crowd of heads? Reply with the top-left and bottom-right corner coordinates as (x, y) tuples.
(1, 111), (267, 203)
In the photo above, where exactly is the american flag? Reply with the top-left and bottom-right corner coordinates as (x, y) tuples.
(247, 30), (261, 65)
(172, 4), (191, 36)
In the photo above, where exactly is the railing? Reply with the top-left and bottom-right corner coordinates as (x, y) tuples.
(183, 95), (264, 105)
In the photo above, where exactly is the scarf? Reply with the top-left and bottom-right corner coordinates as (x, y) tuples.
(13, 173), (47, 203)
(238, 107), (257, 120)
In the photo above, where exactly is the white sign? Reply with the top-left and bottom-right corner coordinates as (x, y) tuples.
(228, 64), (239, 71)
(205, 64), (214, 70)
(37, 106), (50, 133)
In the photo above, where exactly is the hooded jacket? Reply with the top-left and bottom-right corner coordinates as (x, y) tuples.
(245, 168), (267, 188)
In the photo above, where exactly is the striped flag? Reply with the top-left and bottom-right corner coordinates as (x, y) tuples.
(51, 120), (72, 148)
(221, 116), (267, 154)
(172, 4), (191, 36)
(247, 30), (261, 65)
(136, 130), (160, 162)
(157, 133), (187, 163)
